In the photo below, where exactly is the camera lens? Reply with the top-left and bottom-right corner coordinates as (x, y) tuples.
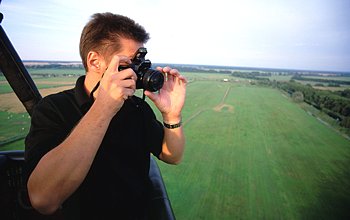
(143, 69), (164, 92)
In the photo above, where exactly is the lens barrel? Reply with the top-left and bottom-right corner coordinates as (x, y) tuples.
(142, 69), (164, 92)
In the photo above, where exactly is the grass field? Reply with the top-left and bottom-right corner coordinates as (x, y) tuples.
(0, 111), (30, 150)
(155, 79), (350, 219)
(1, 71), (350, 219)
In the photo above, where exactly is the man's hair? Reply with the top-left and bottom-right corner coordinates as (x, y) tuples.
(79, 12), (150, 71)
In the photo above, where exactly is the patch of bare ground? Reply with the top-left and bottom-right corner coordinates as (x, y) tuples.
(213, 104), (234, 112)
(35, 81), (75, 85)
(0, 85), (74, 113)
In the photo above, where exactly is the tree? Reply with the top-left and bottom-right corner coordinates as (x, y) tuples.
(341, 104), (350, 117)
(292, 91), (304, 103)
(340, 117), (350, 128)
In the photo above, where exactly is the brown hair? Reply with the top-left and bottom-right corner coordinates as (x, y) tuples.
(79, 12), (150, 71)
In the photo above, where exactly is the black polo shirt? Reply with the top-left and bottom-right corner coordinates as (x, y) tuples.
(25, 75), (164, 219)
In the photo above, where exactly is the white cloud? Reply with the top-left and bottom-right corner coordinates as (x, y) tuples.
(1, 0), (349, 71)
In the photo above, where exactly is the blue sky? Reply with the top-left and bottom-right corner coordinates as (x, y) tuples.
(1, 0), (350, 72)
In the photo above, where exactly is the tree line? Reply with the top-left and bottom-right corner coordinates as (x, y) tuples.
(231, 72), (350, 129)
(292, 74), (350, 86)
(231, 71), (271, 79)
(276, 81), (350, 128)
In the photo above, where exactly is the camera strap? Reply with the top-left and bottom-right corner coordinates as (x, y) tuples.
(142, 89), (146, 101)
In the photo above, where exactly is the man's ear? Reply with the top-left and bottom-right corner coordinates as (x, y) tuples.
(86, 51), (104, 73)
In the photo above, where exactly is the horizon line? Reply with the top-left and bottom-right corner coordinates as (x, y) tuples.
(22, 60), (350, 74)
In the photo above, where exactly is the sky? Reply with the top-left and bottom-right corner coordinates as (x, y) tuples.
(1, 0), (350, 72)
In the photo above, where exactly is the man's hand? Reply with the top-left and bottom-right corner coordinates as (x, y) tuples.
(95, 55), (137, 117)
(144, 66), (187, 123)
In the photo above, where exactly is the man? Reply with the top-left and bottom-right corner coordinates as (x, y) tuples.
(24, 12), (186, 219)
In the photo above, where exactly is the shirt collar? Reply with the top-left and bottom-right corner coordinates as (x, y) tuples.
(74, 75), (92, 113)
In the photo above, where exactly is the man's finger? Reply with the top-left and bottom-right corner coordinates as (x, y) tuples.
(105, 55), (120, 76)
(169, 68), (180, 76)
(115, 68), (137, 82)
(118, 78), (136, 90)
(106, 55), (131, 76)
(144, 90), (157, 102)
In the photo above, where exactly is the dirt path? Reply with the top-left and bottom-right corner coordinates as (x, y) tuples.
(213, 86), (234, 113)
(183, 86), (234, 126)
(183, 109), (205, 126)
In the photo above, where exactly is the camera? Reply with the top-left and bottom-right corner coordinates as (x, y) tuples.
(118, 47), (164, 92)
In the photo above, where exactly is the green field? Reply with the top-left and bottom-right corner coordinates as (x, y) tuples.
(0, 111), (30, 150)
(155, 79), (350, 219)
(1, 71), (350, 219)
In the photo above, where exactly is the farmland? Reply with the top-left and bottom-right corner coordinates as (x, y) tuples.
(156, 80), (350, 219)
(1, 68), (350, 219)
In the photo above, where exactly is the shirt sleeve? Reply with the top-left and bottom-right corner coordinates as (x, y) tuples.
(24, 97), (72, 182)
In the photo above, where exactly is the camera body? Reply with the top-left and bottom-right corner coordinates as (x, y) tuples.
(118, 47), (164, 92)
